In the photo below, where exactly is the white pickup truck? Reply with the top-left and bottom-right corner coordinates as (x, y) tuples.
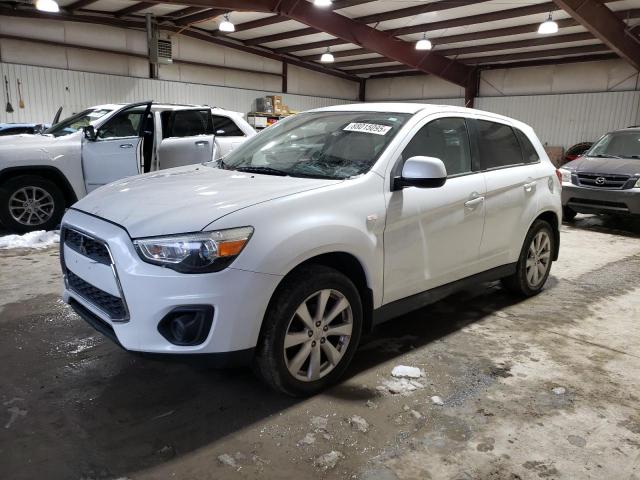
(0, 101), (255, 232)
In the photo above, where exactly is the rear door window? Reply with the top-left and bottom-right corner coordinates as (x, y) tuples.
(162, 110), (213, 138)
(212, 115), (245, 137)
(475, 120), (524, 169)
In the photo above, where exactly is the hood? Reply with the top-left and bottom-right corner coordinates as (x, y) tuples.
(565, 156), (640, 176)
(72, 165), (341, 238)
(0, 133), (56, 146)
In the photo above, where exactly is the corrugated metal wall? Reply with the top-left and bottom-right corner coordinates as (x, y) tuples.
(0, 62), (354, 124)
(476, 90), (640, 147)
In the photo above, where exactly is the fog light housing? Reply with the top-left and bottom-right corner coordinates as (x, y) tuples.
(158, 306), (214, 346)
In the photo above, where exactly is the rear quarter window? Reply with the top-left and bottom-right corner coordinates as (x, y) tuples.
(515, 129), (540, 164)
(476, 120), (524, 169)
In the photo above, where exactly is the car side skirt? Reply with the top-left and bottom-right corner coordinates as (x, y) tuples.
(372, 263), (517, 326)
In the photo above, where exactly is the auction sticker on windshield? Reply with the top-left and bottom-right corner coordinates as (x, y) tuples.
(344, 123), (392, 136)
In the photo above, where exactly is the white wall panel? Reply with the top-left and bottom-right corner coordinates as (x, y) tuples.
(0, 62), (352, 125)
(366, 74), (464, 101)
(287, 65), (359, 100)
(480, 59), (640, 96)
(476, 91), (640, 147)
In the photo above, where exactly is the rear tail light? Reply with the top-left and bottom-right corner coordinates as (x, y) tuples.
(555, 169), (563, 189)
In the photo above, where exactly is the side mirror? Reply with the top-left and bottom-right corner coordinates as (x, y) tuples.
(393, 156), (447, 190)
(83, 125), (96, 141)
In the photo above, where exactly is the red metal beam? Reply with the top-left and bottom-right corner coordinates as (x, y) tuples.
(166, 6), (207, 18)
(211, 0), (377, 36)
(368, 52), (619, 79)
(245, 0), (492, 46)
(65, 0), (99, 11)
(334, 32), (597, 69)
(114, 2), (154, 17)
(174, 8), (226, 25)
(296, 7), (639, 61)
(553, 0), (640, 69)
(273, 0), (475, 87)
(347, 44), (612, 75)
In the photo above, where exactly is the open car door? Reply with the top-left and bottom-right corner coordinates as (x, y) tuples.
(157, 108), (215, 170)
(81, 102), (152, 193)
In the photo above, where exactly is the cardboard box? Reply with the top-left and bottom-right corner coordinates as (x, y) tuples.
(267, 95), (283, 114)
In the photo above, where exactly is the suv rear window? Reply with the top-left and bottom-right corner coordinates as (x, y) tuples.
(476, 120), (523, 169)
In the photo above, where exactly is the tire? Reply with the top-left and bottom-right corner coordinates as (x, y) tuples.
(254, 265), (363, 397)
(0, 175), (66, 233)
(562, 206), (577, 222)
(502, 219), (555, 297)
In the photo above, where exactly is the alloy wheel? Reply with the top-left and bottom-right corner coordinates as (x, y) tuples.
(283, 289), (353, 382)
(526, 230), (551, 288)
(8, 186), (55, 226)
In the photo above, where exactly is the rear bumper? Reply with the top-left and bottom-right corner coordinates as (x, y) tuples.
(561, 184), (640, 216)
(60, 208), (282, 356)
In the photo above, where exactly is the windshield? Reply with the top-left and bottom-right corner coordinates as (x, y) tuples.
(218, 111), (411, 179)
(44, 108), (113, 137)
(587, 131), (640, 159)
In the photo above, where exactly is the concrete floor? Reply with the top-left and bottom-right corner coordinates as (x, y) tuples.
(1, 215), (639, 480)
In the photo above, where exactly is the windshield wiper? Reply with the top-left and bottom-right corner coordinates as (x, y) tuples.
(235, 166), (289, 176)
(591, 153), (623, 159)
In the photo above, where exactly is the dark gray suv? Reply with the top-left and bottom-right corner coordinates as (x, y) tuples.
(559, 127), (640, 220)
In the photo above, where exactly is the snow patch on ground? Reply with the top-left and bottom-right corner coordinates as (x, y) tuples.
(391, 365), (423, 379)
(0, 230), (59, 249)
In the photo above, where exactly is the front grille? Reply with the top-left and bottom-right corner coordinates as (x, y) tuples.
(66, 269), (127, 320)
(63, 228), (111, 265)
(576, 172), (631, 189)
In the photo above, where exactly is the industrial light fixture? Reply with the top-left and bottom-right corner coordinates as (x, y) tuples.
(415, 33), (432, 51)
(538, 13), (558, 34)
(314, 0), (332, 7)
(35, 0), (59, 13)
(219, 13), (235, 33)
(320, 47), (334, 63)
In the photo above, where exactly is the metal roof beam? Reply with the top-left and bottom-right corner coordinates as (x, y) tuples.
(114, 2), (154, 17)
(174, 8), (226, 25)
(553, 0), (640, 69)
(245, 0), (491, 46)
(273, 0), (475, 86)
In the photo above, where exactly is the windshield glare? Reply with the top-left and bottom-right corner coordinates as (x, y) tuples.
(587, 131), (640, 159)
(219, 111), (411, 179)
(44, 108), (113, 137)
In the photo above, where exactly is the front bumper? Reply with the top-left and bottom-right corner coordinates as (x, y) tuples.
(561, 184), (640, 216)
(60, 208), (282, 356)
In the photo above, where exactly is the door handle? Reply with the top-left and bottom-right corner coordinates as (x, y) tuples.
(464, 196), (484, 209)
(195, 140), (209, 146)
(119, 143), (134, 149)
(523, 181), (536, 192)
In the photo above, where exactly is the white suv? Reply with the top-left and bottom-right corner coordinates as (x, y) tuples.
(60, 103), (561, 396)
(0, 102), (254, 232)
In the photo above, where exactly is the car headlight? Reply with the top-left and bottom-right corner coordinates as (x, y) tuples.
(558, 168), (573, 183)
(134, 227), (253, 273)
(635, 177), (640, 188)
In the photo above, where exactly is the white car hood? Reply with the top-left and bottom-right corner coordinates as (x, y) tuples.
(0, 133), (57, 147)
(72, 165), (341, 238)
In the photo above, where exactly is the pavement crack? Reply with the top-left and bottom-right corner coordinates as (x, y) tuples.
(540, 328), (640, 359)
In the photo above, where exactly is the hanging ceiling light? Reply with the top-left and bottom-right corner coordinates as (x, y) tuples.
(314, 0), (332, 7)
(415, 33), (432, 51)
(320, 47), (334, 63)
(219, 13), (235, 33)
(35, 0), (59, 13)
(538, 13), (558, 34)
